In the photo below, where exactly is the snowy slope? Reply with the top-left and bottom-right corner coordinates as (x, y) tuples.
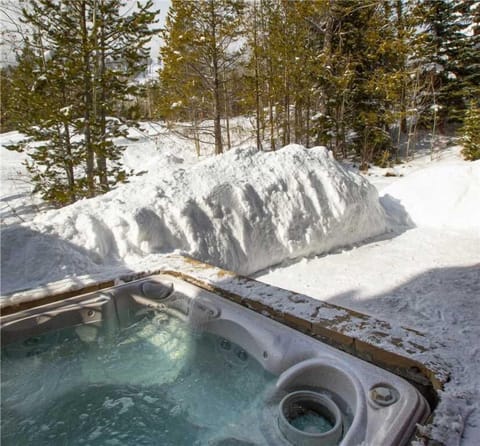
(1, 145), (388, 294)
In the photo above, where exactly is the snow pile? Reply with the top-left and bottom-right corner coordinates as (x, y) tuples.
(1, 145), (388, 294)
(382, 160), (480, 232)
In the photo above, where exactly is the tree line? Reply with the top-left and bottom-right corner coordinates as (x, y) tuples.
(1, 0), (479, 206)
(158, 0), (479, 165)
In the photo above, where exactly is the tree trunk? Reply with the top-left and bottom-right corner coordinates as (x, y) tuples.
(253, 0), (262, 150)
(62, 120), (76, 203)
(210, 0), (223, 155)
(97, 1), (109, 191)
(80, 0), (95, 197)
(306, 95), (311, 148)
(193, 110), (201, 157)
(283, 65), (290, 146)
(267, 58), (275, 150)
(223, 67), (231, 151)
(213, 76), (223, 154)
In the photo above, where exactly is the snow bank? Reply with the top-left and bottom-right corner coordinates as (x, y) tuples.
(1, 145), (388, 294)
(382, 160), (480, 232)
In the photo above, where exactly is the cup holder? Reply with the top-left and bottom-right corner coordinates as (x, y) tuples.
(278, 391), (343, 446)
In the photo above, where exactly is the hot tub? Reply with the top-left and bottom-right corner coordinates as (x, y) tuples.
(1, 275), (429, 445)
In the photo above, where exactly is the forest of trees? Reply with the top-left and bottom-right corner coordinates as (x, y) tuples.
(1, 0), (479, 206)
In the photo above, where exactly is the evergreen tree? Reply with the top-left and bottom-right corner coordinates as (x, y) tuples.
(244, 0), (264, 150)
(1, 66), (14, 132)
(12, 0), (157, 205)
(453, 0), (480, 103)
(3, 40), (47, 130)
(159, 0), (245, 155)
(243, 0), (320, 150)
(90, 0), (157, 191)
(309, 1), (402, 167)
(8, 33), (84, 205)
(6, 0), (476, 176)
(243, 0), (278, 150)
(413, 0), (474, 129)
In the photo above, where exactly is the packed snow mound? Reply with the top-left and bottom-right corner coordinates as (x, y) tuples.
(382, 160), (480, 232)
(1, 145), (388, 294)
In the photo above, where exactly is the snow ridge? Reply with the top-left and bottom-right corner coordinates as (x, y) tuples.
(1, 145), (388, 294)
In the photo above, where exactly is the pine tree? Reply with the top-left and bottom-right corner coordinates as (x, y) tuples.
(308, 1), (401, 167)
(243, 0), (320, 150)
(159, 0), (245, 155)
(13, 0), (157, 205)
(413, 0), (474, 130)
(7, 32), (84, 205)
(454, 0), (480, 103)
(385, 0), (417, 160)
(244, 0), (279, 150)
(87, 0), (157, 192)
(244, 0), (263, 150)
(461, 101), (480, 161)
(310, 0), (357, 156)
(3, 40), (47, 130)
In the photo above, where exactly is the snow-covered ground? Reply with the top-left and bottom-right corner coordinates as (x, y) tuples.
(1, 126), (479, 444)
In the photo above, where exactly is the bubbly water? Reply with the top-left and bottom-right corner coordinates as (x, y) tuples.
(1, 312), (277, 446)
(290, 410), (334, 434)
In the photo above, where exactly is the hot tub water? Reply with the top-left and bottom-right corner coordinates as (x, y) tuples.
(1, 312), (276, 446)
(291, 411), (333, 433)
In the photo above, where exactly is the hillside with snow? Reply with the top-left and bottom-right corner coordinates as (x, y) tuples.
(1, 128), (479, 444)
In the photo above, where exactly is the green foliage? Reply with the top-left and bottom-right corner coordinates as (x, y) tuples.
(461, 102), (480, 161)
(22, 123), (86, 206)
(241, 0), (325, 150)
(156, 0), (476, 165)
(13, 0), (157, 206)
(304, 1), (401, 163)
(412, 0), (478, 127)
(0, 67), (14, 132)
(159, 0), (245, 154)
(375, 150), (394, 169)
(2, 41), (49, 130)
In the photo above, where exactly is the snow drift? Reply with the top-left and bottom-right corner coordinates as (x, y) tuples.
(382, 160), (480, 232)
(1, 145), (388, 294)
